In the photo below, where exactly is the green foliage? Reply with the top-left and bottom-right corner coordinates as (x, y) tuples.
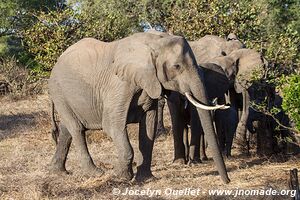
(281, 74), (300, 131)
(22, 8), (81, 74)
(141, 0), (263, 40)
(20, 0), (300, 76)
(0, 0), (63, 36)
(21, 0), (142, 74)
(78, 0), (142, 41)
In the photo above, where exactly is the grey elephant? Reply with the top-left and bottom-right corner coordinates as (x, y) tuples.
(156, 33), (244, 134)
(48, 31), (230, 183)
(167, 62), (233, 163)
(165, 34), (244, 163)
(214, 94), (238, 157)
(168, 47), (266, 163)
(212, 49), (268, 153)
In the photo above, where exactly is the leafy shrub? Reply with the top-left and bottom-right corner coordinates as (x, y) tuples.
(281, 74), (300, 132)
(22, 8), (81, 75)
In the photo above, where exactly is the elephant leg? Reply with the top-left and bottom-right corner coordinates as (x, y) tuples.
(49, 124), (72, 173)
(200, 132), (208, 161)
(225, 125), (235, 158)
(156, 97), (167, 135)
(189, 106), (201, 164)
(51, 100), (100, 174)
(136, 108), (157, 181)
(110, 127), (134, 180)
(167, 100), (186, 164)
(183, 125), (189, 162)
(71, 128), (101, 173)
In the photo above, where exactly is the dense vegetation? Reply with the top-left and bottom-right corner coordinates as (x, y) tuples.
(0, 0), (299, 132)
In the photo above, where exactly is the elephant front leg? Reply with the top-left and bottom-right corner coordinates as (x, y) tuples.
(189, 106), (201, 164)
(136, 108), (157, 181)
(110, 128), (134, 181)
(200, 132), (208, 161)
(167, 101), (186, 164)
(183, 125), (189, 162)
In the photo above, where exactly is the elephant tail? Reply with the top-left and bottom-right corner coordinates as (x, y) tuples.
(51, 101), (59, 145)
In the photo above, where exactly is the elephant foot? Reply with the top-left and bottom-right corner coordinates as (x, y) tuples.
(115, 166), (134, 181)
(48, 164), (71, 175)
(82, 163), (105, 176)
(86, 167), (105, 176)
(156, 127), (168, 136)
(173, 158), (186, 165)
(188, 158), (202, 166)
(135, 167), (156, 182)
(200, 156), (208, 161)
(225, 151), (232, 159)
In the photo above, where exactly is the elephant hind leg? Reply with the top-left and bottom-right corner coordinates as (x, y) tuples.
(52, 100), (101, 175)
(49, 124), (72, 173)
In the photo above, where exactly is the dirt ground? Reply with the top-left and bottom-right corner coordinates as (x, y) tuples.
(0, 94), (299, 200)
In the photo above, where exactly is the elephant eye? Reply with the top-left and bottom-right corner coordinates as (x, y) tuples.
(173, 64), (181, 70)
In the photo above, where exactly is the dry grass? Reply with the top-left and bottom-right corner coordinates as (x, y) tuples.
(0, 94), (299, 200)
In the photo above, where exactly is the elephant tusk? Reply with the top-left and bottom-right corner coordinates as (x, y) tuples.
(185, 92), (230, 110)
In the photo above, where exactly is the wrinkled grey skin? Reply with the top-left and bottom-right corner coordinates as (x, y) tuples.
(48, 31), (230, 183)
(166, 34), (244, 163)
(214, 49), (268, 153)
(189, 34), (245, 63)
(167, 36), (266, 162)
(168, 63), (232, 163)
(156, 34), (244, 134)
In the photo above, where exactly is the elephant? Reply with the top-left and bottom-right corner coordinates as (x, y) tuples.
(215, 49), (268, 153)
(214, 93), (238, 157)
(48, 31), (230, 183)
(168, 47), (267, 163)
(156, 34), (245, 134)
(167, 62), (233, 164)
(162, 34), (244, 162)
(189, 34), (245, 63)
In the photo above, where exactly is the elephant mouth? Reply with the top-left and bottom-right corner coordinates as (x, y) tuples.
(184, 92), (229, 110)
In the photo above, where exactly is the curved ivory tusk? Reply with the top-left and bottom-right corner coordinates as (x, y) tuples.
(185, 92), (230, 110)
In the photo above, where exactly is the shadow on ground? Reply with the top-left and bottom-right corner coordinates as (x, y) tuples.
(0, 111), (48, 140)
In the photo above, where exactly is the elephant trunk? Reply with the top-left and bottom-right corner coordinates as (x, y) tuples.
(189, 73), (230, 184)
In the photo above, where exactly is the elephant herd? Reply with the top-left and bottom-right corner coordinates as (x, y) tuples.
(156, 33), (269, 165)
(48, 30), (273, 184)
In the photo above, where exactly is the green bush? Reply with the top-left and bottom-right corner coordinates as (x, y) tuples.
(22, 8), (81, 75)
(281, 74), (300, 132)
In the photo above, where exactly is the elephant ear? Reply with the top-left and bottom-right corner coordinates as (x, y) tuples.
(114, 41), (162, 99)
(229, 49), (265, 93)
(200, 63), (230, 100)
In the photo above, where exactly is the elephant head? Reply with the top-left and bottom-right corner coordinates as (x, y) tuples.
(200, 63), (232, 100)
(115, 31), (230, 183)
(229, 49), (267, 93)
(206, 49), (266, 91)
(189, 33), (244, 64)
(206, 48), (268, 153)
